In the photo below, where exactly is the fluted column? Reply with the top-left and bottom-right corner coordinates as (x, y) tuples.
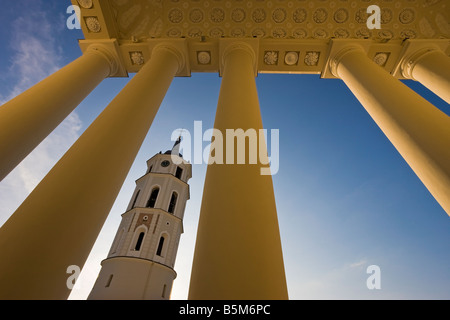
(0, 44), (184, 300)
(331, 47), (450, 216)
(0, 44), (117, 181)
(188, 43), (288, 300)
(401, 49), (450, 104)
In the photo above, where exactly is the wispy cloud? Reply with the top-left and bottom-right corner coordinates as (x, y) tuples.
(0, 2), (82, 225)
(349, 259), (368, 269)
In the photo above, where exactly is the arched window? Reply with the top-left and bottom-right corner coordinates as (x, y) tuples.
(156, 236), (165, 257)
(168, 192), (178, 214)
(131, 190), (140, 209)
(146, 187), (159, 208)
(135, 232), (145, 251)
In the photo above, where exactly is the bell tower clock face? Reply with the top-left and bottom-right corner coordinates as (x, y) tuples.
(161, 160), (170, 168)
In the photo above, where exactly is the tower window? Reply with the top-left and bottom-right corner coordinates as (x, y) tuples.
(156, 236), (165, 256)
(168, 192), (178, 214)
(105, 274), (113, 288)
(175, 167), (183, 179)
(135, 232), (145, 251)
(146, 188), (159, 208)
(131, 190), (140, 209)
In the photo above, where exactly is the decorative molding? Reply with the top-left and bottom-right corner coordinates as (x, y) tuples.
(252, 8), (266, 23)
(77, 0), (93, 9)
(107, 0), (449, 41)
(272, 8), (287, 24)
(399, 8), (416, 24)
(334, 8), (349, 24)
(293, 8), (307, 23)
(130, 51), (145, 66)
(373, 52), (390, 67)
(284, 52), (299, 66)
(264, 51), (278, 65)
(197, 51), (211, 65)
(313, 8), (328, 24)
(304, 51), (320, 66)
(85, 16), (101, 33)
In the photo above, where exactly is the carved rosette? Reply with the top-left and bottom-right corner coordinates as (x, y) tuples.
(292, 28), (307, 39)
(85, 17), (101, 33)
(209, 27), (224, 38)
(231, 8), (246, 23)
(272, 8), (287, 23)
(264, 51), (278, 65)
(399, 8), (416, 24)
(130, 51), (145, 66)
(284, 52), (299, 66)
(168, 8), (183, 24)
(313, 8), (328, 24)
(210, 8), (225, 23)
(304, 52), (320, 66)
(373, 53), (389, 66)
(77, 0), (93, 9)
(334, 8), (349, 24)
(189, 8), (204, 24)
(293, 8), (307, 23)
(381, 8), (393, 24)
(252, 8), (266, 23)
(197, 51), (211, 65)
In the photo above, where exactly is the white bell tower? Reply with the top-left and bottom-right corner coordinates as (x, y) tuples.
(88, 138), (192, 300)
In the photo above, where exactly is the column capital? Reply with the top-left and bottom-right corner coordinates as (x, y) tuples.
(322, 39), (372, 79)
(219, 39), (259, 77)
(85, 43), (120, 77)
(400, 47), (440, 79)
(79, 39), (128, 77)
(222, 42), (256, 66)
(329, 46), (365, 78)
(152, 43), (186, 75)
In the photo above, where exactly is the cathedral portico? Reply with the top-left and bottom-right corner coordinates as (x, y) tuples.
(0, 0), (448, 300)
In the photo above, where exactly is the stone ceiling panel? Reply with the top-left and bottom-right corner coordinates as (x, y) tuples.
(103, 0), (450, 41)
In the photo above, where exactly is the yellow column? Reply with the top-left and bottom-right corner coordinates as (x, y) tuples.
(0, 44), (116, 181)
(402, 49), (450, 104)
(331, 47), (450, 216)
(188, 43), (288, 300)
(0, 44), (183, 300)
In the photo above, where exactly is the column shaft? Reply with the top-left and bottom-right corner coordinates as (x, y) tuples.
(0, 47), (113, 181)
(188, 44), (288, 300)
(0, 45), (181, 299)
(336, 48), (450, 216)
(408, 50), (450, 104)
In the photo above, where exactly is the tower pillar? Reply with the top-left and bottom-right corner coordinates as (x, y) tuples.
(0, 44), (117, 181)
(331, 47), (450, 216)
(188, 42), (288, 300)
(0, 44), (184, 299)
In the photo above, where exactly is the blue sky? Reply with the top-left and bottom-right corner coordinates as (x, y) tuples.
(0, 0), (448, 300)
